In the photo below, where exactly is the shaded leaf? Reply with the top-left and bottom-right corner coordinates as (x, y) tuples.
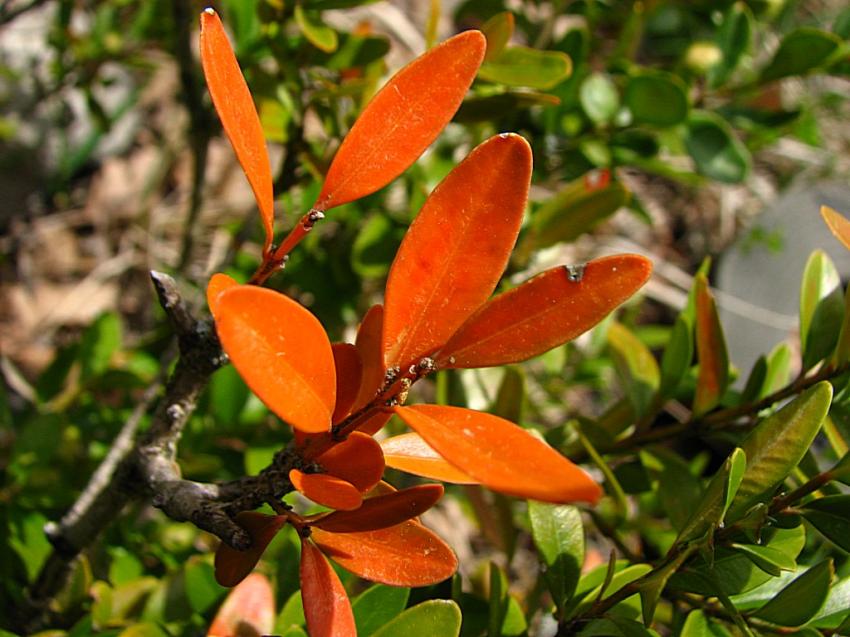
(709, 3), (753, 87)
(753, 560), (833, 627)
(608, 321), (660, 417)
(659, 315), (693, 398)
(693, 273), (729, 417)
(624, 71), (688, 126)
(214, 286), (335, 433)
(800, 495), (850, 552)
(381, 432), (478, 483)
(370, 600), (462, 637)
(300, 540), (356, 637)
(316, 431), (385, 493)
(528, 502), (583, 614)
(640, 447), (701, 531)
(289, 469), (363, 511)
(312, 520), (457, 586)
(208, 573), (275, 636)
(685, 111), (751, 184)
(353, 305), (385, 413)
(316, 30), (486, 211)
(313, 484), (444, 533)
(393, 405), (601, 504)
(214, 513), (286, 587)
(436, 255), (652, 368)
(200, 10), (274, 251)
(331, 344), (363, 424)
(383, 134), (532, 369)
(760, 27), (842, 83)
(480, 46), (571, 89)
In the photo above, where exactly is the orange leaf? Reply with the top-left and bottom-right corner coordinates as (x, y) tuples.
(381, 432), (477, 484)
(383, 134), (533, 370)
(300, 539), (357, 637)
(313, 484), (444, 533)
(200, 9), (274, 252)
(316, 431), (385, 493)
(358, 410), (393, 436)
(315, 30), (486, 211)
(693, 274), (729, 417)
(331, 343), (363, 424)
(207, 273), (239, 315)
(214, 286), (335, 433)
(290, 469), (363, 511)
(821, 205), (850, 251)
(436, 255), (652, 368)
(394, 405), (601, 504)
(352, 304), (385, 412)
(311, 520), (457, 586)
(208, 573), (275, 636)
(214, 512), (286, 587)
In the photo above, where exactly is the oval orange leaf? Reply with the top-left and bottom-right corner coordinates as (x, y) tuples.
(215, 286), (335, 433)
(300, 539), (357, 637)
(208, 572), (275, 637)
(436, 255), (653, 368)
(394, 405), (602, 504)
(315, 30), (486, 212)
(200, 9), (274, 252)
(316, 432), (385, 493)
(331, 343), (363, 424)
(821, 205), (850, 252)
(207, 273), (239, 316)
(311, 520), (457, 586)
(357, 410), (393, 436)
(290, 469), (363, 511)
(312, 484), (444, 533)
(383, 134), (533, 370)
(352, 304), (385, 412)
(214, 512), (286, 587)
(381, 432), (478, 483)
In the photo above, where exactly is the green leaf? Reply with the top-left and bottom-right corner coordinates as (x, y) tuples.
(209, 364), (250, 427)
(685, 111), (751, 184)
(762, 342), (792, 398)
(277, 591), (305, 631)
(579, 617), (659, 636)
(491, 367), (525, 424)
(481, 12), (514, 62)
(352, 585), (410, 637)
(739, 355), (767, 405)
(640, 447), (702, 531)
(455, 91), (561, 123)
(800, 495), (850, 553)
(294, 5), (338, 53)
(488, 562), (509, 637)
(608, 322), (660, 417)
(830, 284), (850, 366)
(811, 574), (850, 628)
(580, 73), (620, 124)
(78, 312), (122, 381)
(760, 28), (842, 83)
(800, 250), (843, 370)
(117, 623), (169, 637)
(709, 3), (753, 88)
(727, 382), (832, 522)
(730, 543), (795, 577)
(570, 564), (652, 617)
(693, 274), (729, 416)
(480, 46), (572, 89)
(659, 315), (693, 398)
(183, 558), (222, 614)
(352, 214), (402, 278)
(370, 600), (462, 637)
(528, 502), (584, 614)
(302, 0), (383, 11)
(753, 559), (833, 626)
(501, 596), (527, 636)
(624, 71), (688, 127)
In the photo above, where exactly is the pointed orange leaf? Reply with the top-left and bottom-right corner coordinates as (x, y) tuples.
(693, 273), (729, 417)
(383, 134), (533, 370)
(311, 520), (457, 586)
(381, 432), (478, 484)
(436, 255), (652, 368)
(394, 405), (601, 504)
(290, 469), (363, 511)
(300, 539), (357, 637)
(331, 343), (363, 424)
(214, 512), (286, 587)
(821, 205), (850, 251)
(315, 30), (486, 212)
(207, 273), (239, 315)
(315, 432), (385, 493)
(208, 573), (275, 636)
(215, 286), (335, 433)
(313, 484), (444, 533)
(352, 304), (385, 412)
(358, 410), (393, 436)
(200, 9), (274, 252)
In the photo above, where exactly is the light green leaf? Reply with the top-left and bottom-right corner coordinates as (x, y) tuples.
(811, 574), (850, 628)
(675, 448), (744, 544)
(481, 12), (514, 61)
(570, 564), (652, 617)
(624, 71), (688, 127)
(608, 322), (660, 417)
(183, 557), (222, 614)
(79, 312), (122, 381)
(370, 600), (462, 637)
(528, 502), (584, 614)
(685, 111), (751, 184)
(800, 250), (843, 370)
(580, 73), (620, 124)
(480, 46), (572, 89)
(753, 559), (833, 626)
(352, 585), (410, 637)
(294, 5), (338, 52)
(760, 28), (842, 83)
(730, 543), (795, 577)
(762, 342), (792, 398)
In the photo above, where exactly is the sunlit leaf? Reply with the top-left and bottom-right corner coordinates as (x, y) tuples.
(693, 274), (729, 417)
(208, 573), (275, 636)
(313, 484), (444, 533)
(480, 46), (572, 89)
(300, 539), (356, 637)
(206, 273), (239, 315)
(353, 305), (385, 413)
(381, 432), (477, 483)
(481, 12), (514, 61)
(351, 585), (410, 637)
(200, 9), (274, 252)
(214, 286), (335, 433)
(436, 255), (651, 368)
(753, 560), (833, 627)
(316, 30), (486, 211)
(731, 543), (795, 577)
(821, 205), (850, 251)
(312, 520), (457, 586)
(331, 344), (363, 424)
(528, 502), (583, 614)
(289, 469), (362, 511)
(393, 405), (601, 504)
(383, 134), (532, 369)
(371, 600), (462, 637)
(294, 5), (338, 53)
(214, 513), (286, 588)
(800, 249), (843, 370)
(316, 431), (384, 493)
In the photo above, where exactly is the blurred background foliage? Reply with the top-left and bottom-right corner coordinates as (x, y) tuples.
(3, 0), (850, 635)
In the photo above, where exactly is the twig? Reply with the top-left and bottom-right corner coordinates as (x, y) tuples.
(0, 0), (50, 27)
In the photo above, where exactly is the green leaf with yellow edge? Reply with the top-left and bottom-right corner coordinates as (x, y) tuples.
(685, 111), (751, 184)
(481, 12), (514, 62)
(760, 27), (842, 83)
(370, 600), (462, 637)
(726, 382), (832, 523)
(624, 71), (688, 127)
(294, 5), (338, 53)
(800, 495), (850, 553)
(528, 502), (584, 614)
(608, 322), (660, 417)
(480, 46), (572, 89)
(753, 559), (833, 627)
(659, 315), (693, 399)
(800, 250), (843, 370)
(693, 273), (729, 417)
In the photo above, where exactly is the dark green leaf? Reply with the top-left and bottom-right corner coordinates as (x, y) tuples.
(640, 447), (701, 531)
(685, 111), (751, 184)
(624, 71), (688, 126)
(800, 495), (850, 552)
(659, 315), (693, 398)
(455, 91), (561, 123)
(488, 562), (509, 637)
(760, 28), (842, 83)
(528, 502), (584, 613)
(352, 214), (402, 278)
(480, 46), (572, 89)
(739, 355), (767, 405)
(753, 559), (833, 626)
(371, 600), (462, 637)
(709, 3), (753, 87)
(811, 574), (850, 628)
(352, 585), (410, 637)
